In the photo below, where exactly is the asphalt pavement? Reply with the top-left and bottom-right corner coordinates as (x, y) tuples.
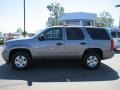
(0, 46), (120, 90)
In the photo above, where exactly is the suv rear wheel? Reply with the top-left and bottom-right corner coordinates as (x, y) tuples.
(11, 52), (32, 70)
(82, 52), (101, 69)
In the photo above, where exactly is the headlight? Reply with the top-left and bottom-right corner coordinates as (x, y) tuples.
(3, 42), (7, 49)
(3, 45), (7, 49)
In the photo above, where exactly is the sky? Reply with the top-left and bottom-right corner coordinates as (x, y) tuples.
(0, 0), (120, 33)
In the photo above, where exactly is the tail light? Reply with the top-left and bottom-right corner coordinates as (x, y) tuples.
(111, 40), (115, 50)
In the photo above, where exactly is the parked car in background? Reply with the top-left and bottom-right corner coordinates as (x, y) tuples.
(108, 28), (120, 50)
(0, 32), (4, 40)
(0, 32), (4, 45)
(2, 26), (114, 70)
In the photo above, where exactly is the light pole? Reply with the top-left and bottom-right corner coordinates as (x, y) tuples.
(24, 0), (26, 37)
(115, 4), (120, 29)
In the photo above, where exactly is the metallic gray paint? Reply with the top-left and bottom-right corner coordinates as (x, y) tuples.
(2, 26), (114, 63)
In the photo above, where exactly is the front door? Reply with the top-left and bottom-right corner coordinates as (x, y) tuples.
(36, 28), (64, 57)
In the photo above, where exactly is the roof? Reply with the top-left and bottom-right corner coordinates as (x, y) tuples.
(108, 28), (120, 32)
(50, 25), (106, 29)
(61, 12), (97, 21)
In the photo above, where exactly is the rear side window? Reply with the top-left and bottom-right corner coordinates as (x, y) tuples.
(86, 28), (110, 40)
(111, 32), (117, 38)
(66, 28), (84, 40)
(117, 32), (120, 38)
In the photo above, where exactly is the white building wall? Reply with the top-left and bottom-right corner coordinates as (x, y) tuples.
(61, 12), (97, 26)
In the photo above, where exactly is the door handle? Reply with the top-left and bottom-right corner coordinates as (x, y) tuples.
(80, 42), (87, 45)
(56, 42), (63, 46)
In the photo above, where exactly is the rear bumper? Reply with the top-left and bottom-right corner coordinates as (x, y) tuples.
(103, 50), (114, 60)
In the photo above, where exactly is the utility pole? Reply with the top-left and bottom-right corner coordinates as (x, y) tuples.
(24, 0), (26, 37)
(115, 4), (120, 29)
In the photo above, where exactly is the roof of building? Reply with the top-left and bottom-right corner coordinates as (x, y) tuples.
(61, 12), (97, 21)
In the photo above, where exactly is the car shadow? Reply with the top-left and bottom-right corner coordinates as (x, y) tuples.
(0, 59), (119, 83)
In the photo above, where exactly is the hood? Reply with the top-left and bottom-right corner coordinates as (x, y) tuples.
(6, 38), (30, 43)
(5, 38), (33, 46)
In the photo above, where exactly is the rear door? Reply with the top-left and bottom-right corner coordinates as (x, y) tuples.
(64, 27), (87, 57)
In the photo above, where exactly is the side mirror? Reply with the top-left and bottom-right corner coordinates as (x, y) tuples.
(38, 34), (45, 41)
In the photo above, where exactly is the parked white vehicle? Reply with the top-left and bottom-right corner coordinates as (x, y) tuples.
(108, 28), (120, 50)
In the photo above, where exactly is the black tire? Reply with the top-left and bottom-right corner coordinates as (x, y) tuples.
(82, 52), (101, 70)
(11, 52), (32, 70)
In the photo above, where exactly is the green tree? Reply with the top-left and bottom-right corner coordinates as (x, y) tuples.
(22, 31), (27, 36)
(16, 28), (27, 36)
(96, 11), (114, 27)
(46, 3), (64, 26)
(16, 28), (22, 33)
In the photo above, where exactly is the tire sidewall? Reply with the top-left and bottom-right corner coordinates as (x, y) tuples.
(83, 52), (101, 69)
(11, 52), (31, 70)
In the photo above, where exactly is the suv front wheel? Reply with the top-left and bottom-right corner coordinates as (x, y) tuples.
(11, 52), (32, 70)
(82, 52), (101, 69)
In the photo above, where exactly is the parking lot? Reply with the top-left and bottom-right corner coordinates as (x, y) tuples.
(0, 46), (120, 90)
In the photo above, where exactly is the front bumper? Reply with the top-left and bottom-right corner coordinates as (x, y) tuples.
(2, 47), (9, 63)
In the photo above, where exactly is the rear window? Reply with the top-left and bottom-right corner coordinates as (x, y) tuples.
(111, 32), (117, 38)
(86, 28), (110, 40)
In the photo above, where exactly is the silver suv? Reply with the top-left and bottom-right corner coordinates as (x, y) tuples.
(2, 26), (114, 70)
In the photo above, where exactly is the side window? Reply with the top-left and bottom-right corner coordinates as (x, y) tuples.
(117, 32), (120, 38)
(66, 28), (84, 40)
(44, 28), (63, 40)
(111, 32), (117, 38)
(86, 28), (110, 40)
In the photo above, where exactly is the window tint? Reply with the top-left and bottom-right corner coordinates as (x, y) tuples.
(117, 32), (120, 38)
(111, 32), (117, 38)
(86, 28), (110, 40)
(44, 28), (63, 40)
(66, 28), (84, 40)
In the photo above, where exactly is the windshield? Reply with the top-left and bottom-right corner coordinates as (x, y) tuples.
(32, 30), (43, 38)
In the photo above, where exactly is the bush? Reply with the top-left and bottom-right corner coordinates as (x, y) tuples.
(0, 40), (4, 45)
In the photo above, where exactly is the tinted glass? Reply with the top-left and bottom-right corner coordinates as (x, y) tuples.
(117, 32), (120, 38)
(111, 32), (117, 38)
(66, 28), (84, 40)
(44, 28), (63, 40)
(86, 28), (110, 40)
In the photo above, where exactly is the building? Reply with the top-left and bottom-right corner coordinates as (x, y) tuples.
(61, 12), (97, 26)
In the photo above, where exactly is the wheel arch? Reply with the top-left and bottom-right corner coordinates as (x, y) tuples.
(82, 48), (103, 60)
(9, 48), (32, 62)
